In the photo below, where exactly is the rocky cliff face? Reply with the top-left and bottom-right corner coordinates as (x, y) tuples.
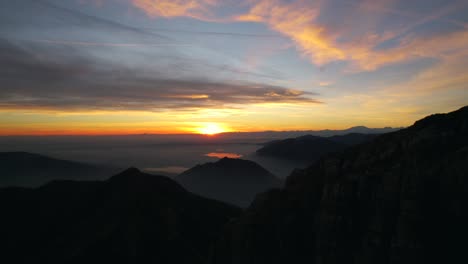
(210, 106), (468, 264)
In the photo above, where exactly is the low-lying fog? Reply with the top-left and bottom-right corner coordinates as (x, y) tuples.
(0, 133), (310, 179)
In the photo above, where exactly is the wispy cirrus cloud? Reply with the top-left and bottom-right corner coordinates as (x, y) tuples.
(236, 0), (346, 66)
(132, 0), (219, 20)
(131, 0), (468, 72)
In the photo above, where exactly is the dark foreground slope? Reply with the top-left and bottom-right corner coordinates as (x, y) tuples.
(0, 168), (241, 264)
(211, 106), (468, 264)
(177, 158), (282, 207)
(256, 133), (377, 162)
(0, 152), (119, 187)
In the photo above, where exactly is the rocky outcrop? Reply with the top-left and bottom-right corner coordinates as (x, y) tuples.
(211, 106), (468, 264)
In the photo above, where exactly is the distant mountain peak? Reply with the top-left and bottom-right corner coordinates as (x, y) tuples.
(216, 157), (262, 167)
(107, 167), (188, 195)
(185, 158), (275, 178)
(219, 157), (237, 162)
(117, 167), (141, 175)
(176, 158), (281, 207)
(0, 151), (119, 188)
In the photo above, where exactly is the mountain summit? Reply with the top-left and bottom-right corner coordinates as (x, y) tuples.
(176, 158), (282, 207)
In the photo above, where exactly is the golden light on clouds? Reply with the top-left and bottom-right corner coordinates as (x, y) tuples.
(163, 94), (210, 99)
(1, 0), (467, 135)
(132, 0), (468, 72)
(132, 0), (217, 19)
(205, 152), (242, 158)
(236, 0), (346, 66)
(195, 122), (228, 135)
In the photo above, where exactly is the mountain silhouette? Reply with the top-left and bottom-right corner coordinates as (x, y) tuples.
(0, 168), (241, 264)
(220, 126), (399, 139)
(328, 132), (378, 145)
(176, 157), (282, 207)
(0, 152), (119, 187)
(210, 106), (468, 264)
(256, 133), (376, 162)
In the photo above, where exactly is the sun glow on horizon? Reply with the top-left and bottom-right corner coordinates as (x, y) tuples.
(196, 123), (227, 135)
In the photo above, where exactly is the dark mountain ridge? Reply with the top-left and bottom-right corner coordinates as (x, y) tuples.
(256, 133), (377, 162)
(221, 126), (399, 139)
(211, 105), (468, 264)
(0, 168), (241, 264)
(0, 151), (119, 187)
(176, 157), (282, 207)
(328, 132), (378, 145)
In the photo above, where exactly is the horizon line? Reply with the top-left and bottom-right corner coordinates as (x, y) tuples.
(0, 126), (403, 137)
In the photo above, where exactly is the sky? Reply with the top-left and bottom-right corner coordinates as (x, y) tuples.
(0, 0), (467, 135)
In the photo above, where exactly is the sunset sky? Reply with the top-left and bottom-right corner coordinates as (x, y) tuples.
(1, 0), (467, 135)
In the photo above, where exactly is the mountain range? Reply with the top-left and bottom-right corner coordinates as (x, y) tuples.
(0, 106), (466, 263)
(210, 105), (468, 264)
(0, 168), (241, 264)
(216, 126), (400, 143)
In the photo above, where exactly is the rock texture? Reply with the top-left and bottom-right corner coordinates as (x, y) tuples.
(177, 157), (282, 207)
(0, 168), (241, 264)
(211, 106), (468, 264)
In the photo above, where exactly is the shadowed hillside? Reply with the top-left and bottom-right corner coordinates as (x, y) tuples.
(0, 168), (241, 264)
(176, 158), (282, 207)
(211, 106), (468, 264)
(256, 133), (377, 162)
(0, 152), (120, 187)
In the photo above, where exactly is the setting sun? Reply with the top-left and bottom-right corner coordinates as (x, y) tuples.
(197, 123), (226, 135)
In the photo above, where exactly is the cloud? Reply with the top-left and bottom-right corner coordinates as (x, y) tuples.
(235, 0), (468, 71)
(143, 27), (282, 38)
(318, 82), (332, 87)
(133, 0), (348, 65)
(35, 39), (192, 47)
(131, 0), (468, 72)
(131, 0), (219, 20)
(0, 39), (319, 112)
(0, 0), (169, 42)
(236, 0), (348, 66)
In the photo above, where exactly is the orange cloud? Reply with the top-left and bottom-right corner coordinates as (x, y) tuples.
(236, 0), (346, 66)
(132, 0), (218, 19)
(348, 29), (468, 71)
(130, 0), (468, 72)
(318, 82), (332, 87)
(242, 0), (468, 72)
